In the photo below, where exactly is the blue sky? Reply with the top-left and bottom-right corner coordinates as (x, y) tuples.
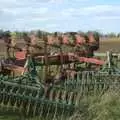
(0, 0), (120, 33)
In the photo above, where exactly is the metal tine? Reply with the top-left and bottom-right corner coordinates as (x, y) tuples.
(33, 90), (39, 117)
(60, 104), (65, 120)
(94, 72), (97, 96)
(19, 88), (26, 113)
(39, 100), (44, 119)
(0, 84), (6, 107)
(26, 91), (32, 116)
(79, 72), (84, 96)
(6, 86), (15, 111)
(46, 89), (58, 119)
(53, 101), (58, 120)
(13, 87), (20, 112)
(82, 71), (87, 96)
(46, 102), (51, 119)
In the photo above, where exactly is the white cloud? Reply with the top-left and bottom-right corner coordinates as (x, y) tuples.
(0, 0), (120, 33)
(49, 0), (63, 3)
(62, 5), (120, 16)
(45, 23), (59, 28)
(83, 5), (120, 14)
(94, 16), (120, 20)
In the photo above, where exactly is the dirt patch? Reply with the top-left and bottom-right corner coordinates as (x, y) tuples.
(98, 39), (120, 52)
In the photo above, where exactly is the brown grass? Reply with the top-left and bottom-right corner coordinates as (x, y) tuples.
(98, 38), (120, 52)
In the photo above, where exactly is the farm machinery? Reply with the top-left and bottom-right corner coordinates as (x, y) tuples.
(0, 31), (120, 119)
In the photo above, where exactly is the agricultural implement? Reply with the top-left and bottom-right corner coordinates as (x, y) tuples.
(0, 31), (120, 119)
(64, 50), (120, 94)
(0, 74), (80, 119)
(0, 32), (84, 118)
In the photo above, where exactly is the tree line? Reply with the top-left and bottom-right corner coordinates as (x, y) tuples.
(0, 29), (120, 41)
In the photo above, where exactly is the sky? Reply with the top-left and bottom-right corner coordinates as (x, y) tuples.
(0, 0), (120, 33)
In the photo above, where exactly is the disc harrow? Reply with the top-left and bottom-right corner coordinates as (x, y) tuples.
(1, 31), (120, 119)
(62, 51), (120, 95)
(0, 75), (80, 118)
(63, 71), (120, 94)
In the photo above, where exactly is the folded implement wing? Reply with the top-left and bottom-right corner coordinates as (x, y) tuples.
(68, 53), (105, 65)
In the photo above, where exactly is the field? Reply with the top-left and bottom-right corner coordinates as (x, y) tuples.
(97, 38), (120, 52)
(0, 38), (120, 120)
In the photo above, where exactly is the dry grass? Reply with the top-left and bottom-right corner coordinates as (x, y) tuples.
(97, 38), (120, 52)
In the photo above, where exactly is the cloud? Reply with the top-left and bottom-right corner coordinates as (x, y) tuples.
(49, 0), (63, 3)
(44, 24), (59, 31)
(62, 5), (120, 17)
(0, 0), (120, 33)
(94, 16), (120, 20)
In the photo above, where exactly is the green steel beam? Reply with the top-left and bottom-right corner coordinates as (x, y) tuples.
(95, 52), (120, 57)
